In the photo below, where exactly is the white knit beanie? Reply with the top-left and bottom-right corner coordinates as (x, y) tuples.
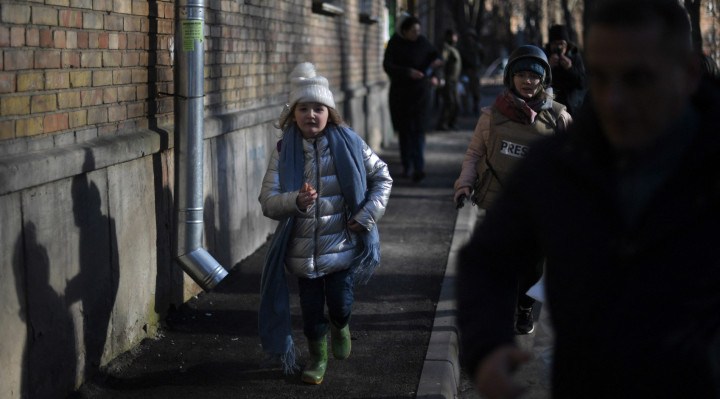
(288, 62), (336, 110)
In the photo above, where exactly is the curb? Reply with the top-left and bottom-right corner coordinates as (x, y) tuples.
(416, 203), (479, 398)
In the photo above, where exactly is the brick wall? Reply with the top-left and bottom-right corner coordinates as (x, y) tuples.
(0, 0), (389, 152)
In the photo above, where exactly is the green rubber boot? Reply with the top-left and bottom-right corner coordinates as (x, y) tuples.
(301, 336), (327, 385)
(330, 324), (351, 360)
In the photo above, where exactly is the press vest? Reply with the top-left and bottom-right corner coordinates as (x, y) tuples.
(473, 102), (565, 208)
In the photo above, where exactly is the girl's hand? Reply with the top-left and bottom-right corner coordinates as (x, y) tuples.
(297, 182), (317, 211)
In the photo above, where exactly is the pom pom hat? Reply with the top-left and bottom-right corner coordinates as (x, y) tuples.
(288, 62), (336, 110)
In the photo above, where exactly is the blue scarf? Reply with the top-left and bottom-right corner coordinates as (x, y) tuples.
(258, 124), (381, 373)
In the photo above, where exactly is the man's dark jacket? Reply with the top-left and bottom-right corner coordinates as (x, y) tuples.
(383, 33), (439, 129)
(457, 78), (720, 398)
(545, 44), (586, 115)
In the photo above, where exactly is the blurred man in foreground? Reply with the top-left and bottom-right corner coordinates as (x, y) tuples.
(457, 0), (720, 398)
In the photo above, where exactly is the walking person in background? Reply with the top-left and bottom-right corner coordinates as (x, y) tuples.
(383, 14), (442, 183)
(258, 62), (392, 385)
(459, 29), (485, 116)
(453, 44), (571, 336)
(544, 24), (586, 116)
(436, 29), (462, 131)
(457, 0), (720, 397)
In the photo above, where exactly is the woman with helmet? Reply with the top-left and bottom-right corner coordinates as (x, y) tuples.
(453, 44), (571, 335)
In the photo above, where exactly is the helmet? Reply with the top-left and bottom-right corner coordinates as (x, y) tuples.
(503, 45), (552, 87)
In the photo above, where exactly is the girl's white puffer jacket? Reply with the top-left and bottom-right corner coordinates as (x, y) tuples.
(259, 132), (392, 279)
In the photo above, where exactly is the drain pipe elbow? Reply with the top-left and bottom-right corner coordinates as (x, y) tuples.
(173, 0), (227, 291)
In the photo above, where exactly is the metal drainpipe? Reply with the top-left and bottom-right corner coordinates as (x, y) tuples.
(173, 0), (228, 291)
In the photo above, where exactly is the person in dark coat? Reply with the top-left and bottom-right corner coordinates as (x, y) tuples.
(457, 0), (720, 398)
(383, 15), (442, 182)
(458, 29), (484, 116)
(544, 25), (586, 116)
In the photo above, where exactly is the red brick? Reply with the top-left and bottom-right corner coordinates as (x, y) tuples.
(26, 28), (39, 47)
(0, 27), (9, 47)
(117, 33), (127, 50)
(59, 10), (83, 28)
(4, 50), (34, 70)
(39, 29), (54, 48)
(81, 89), (103, 106)
(53, 30), (66, 49)
(77, 31), (89, 48)
(102, 87), (117, 103)
(43, 113), (69, 133)
(62, 51), (81, 68)
(34, 50), (61, 69)
(0, 73), (16, 94)
(98, 32), (108, 49)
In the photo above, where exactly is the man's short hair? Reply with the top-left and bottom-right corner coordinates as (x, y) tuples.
(587, 0), (693, 59)
(400, 15), (420, 33)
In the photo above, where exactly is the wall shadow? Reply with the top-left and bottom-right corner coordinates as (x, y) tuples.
(66, 149), (120, 381)
(153, 153), (183, 318)
(13, 222), (77, 397)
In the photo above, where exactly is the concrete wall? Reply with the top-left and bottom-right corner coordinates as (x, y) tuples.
(0, 1), (392, 397)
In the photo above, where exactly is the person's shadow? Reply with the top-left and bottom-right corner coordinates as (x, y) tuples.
(13, 222), (77, 397)
(66, 149), (120, 381)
